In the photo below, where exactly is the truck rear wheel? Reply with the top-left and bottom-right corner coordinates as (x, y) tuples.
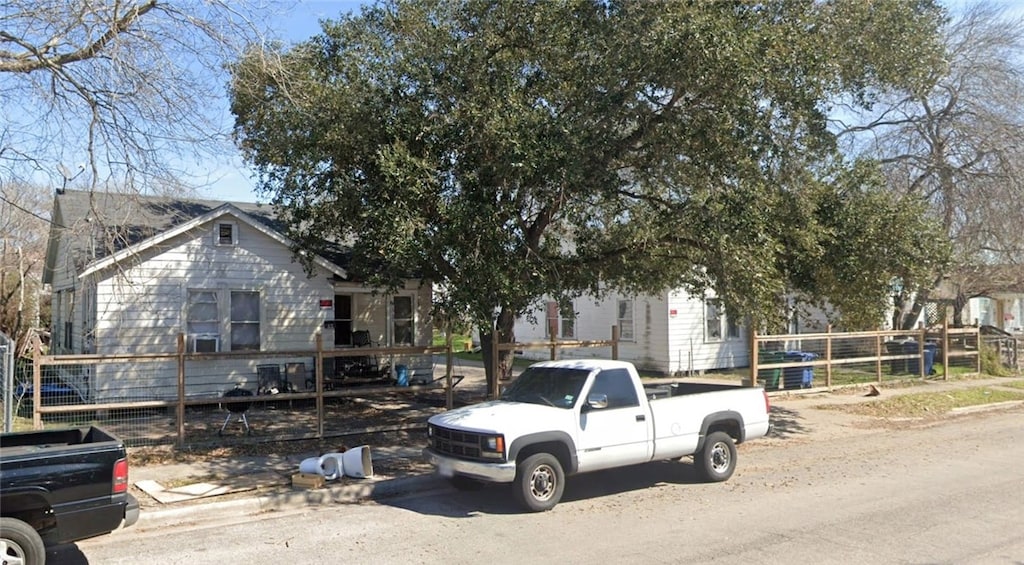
(695, 431), (737, 482)
(514, 453), (564, 512)
(1, 516), (46, 565)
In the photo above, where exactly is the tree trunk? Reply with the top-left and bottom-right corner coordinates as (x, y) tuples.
(479, 307), (517, 398)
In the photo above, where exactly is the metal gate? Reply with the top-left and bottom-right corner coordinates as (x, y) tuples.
(1, 331), (14, 432)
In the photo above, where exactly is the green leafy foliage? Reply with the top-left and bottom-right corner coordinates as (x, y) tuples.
(230, 0), (948, 343)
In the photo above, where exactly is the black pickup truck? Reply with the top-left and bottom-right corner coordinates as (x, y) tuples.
(1, 426), (140, 564)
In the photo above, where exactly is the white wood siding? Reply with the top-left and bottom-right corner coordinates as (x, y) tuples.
(513, 292), (672, 373)
(666, 290), (749, 374)
(87, 216), (338, 399)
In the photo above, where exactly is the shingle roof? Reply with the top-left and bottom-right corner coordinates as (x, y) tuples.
(45, 189), (350, 282)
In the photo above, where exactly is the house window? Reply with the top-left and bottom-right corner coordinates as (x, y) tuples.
(187, 290), (220, 352)
(230, 291), (261, 351)
(705, 299), (723, 341)
(393, 295), (414, 346)
(705, 298), (741, 342)
(617, 300), (635, 342)
(334, 294), (353, 347)
(216, 222), (237, 246)
(561, 304), (576, 339)
(545, 301), (558, 338)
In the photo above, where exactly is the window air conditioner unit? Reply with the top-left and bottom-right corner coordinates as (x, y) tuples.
(190, 334), (220, 353)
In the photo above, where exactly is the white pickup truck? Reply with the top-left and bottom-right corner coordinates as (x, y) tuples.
(424, 359), (771, 511)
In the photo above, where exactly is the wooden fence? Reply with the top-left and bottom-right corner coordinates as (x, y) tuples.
(751, 324), (981, 389)
(23, 333), (458, 447)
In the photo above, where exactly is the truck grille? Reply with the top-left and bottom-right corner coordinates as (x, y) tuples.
(429, 425), (485, 461)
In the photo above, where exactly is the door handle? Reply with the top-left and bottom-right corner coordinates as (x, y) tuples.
(636, 414), (646, 422)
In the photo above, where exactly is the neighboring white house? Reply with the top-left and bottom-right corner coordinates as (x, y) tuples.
(42, 189), (433, 401)
(513, 289), (749, 375)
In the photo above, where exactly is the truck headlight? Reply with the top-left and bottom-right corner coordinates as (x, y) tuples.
(481, 435), (505, 459)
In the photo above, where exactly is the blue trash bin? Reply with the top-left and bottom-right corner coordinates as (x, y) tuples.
(783, 351), (816, 389)
(924, 343), (937, 376)
(395, 364), (409, 387)
(903, 341), (938, 376)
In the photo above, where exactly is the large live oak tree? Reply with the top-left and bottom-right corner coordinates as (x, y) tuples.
(230, 0), (950, 392)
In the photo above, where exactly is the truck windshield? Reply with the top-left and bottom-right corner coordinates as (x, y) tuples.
(499, 366), (590, 408)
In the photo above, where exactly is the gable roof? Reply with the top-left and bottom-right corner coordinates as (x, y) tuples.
(43, 189), (349, 284)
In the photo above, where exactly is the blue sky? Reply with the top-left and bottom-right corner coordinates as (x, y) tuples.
(199, 1), (365, 203)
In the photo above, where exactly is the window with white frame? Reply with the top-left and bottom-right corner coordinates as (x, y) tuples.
(545, 301), (558, 338)
(617, 299), (635, 341)
(215, 222), (237, 246)
(561, 303), (576, 339)
(230, 291), (261, 351)
(705, 298), (741, 342)
(187, 290), (220, 352)
(393, 295), (414, 346)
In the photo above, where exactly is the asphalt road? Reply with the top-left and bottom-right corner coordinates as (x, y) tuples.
(66, 406), (1024, 564)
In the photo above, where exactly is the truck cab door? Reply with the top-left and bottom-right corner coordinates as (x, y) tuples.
(575, 368), (653, 473)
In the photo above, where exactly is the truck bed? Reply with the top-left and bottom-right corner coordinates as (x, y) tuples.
(644, 381), (744, 401)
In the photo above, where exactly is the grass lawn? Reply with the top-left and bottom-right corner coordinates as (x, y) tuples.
(826, 386), (1024, 418)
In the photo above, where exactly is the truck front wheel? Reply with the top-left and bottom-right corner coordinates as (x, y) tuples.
(514, 453), (565, 512)
(695, 431), (737, 482)
(1, 516), (46, 565)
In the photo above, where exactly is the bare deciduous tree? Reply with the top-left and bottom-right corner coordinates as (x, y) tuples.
(0, 0), (272, 195)
(0, 183), (50, 352)
(838, 1), (1024, 327)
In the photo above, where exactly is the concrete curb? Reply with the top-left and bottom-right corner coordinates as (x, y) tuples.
(949, 399), (1024, 415)
(136, 473), (447, 529)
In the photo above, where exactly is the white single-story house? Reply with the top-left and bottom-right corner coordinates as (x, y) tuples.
(513, 289), (750, 375)
(42, 189), (433, 401)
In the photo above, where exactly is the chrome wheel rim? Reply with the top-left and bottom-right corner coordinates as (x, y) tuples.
(530, 464), (557, 501)
(710, 441), (731, 474)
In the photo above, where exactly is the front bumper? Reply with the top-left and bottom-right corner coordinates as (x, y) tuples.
(422, 448), (517, 483)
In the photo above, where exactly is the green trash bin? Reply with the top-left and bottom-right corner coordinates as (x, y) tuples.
(758, 351), (785, 390)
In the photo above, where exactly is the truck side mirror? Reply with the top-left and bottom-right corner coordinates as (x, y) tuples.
(586, 393), (608, 410)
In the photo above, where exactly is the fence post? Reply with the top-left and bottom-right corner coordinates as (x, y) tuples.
(32, 338), (41, 430)
(490, 331), (500, 400)
(975, 325), (982, 374)
(315, 332), (324, 439)
(611, 325), (619, 361)
(176, 333), (185, 447)
(825, 325), (832, 388)
(875, 334), (882, 383)
(943, 322), (950, 381)
(750, 326), (759, 387)
(445, 329), (454, 410)
(918, 325), (926, 379)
